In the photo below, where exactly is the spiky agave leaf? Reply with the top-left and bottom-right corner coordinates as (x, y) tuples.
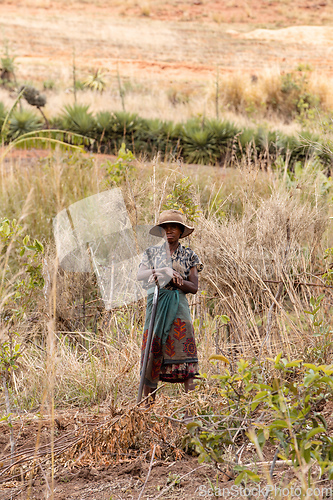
(7, 109), (42, 140)
(206, 119), (238, 161)
(206, 119), (238, 145)
(113, 111), (139, 136)
(133, 117), (166, 154)
(60, 104), (96, 137)
(1, 88), (25, 142)
(182, 126), (218, 165)
(96, 111), (114, 134)
(0, 102), (7, 130)
(0, 129), (92, 163)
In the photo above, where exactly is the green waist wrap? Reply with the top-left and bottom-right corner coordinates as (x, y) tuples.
(145, 288), (180, 345)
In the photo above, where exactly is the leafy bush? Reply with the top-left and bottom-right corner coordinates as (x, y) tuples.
(184, 355), (333, 489)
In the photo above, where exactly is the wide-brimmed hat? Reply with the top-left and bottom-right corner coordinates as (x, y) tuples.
(149, 209), (194, 238)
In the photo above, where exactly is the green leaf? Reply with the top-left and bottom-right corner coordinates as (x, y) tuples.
(209, 354), (230, 364)
(219, 315), (230, 324)
(275, 353), (282, 364)
(304, 372), (319, 386)
(23, 235), (30, 245)
(285, 360), (302, 368)
(244, 470), (260, 482)
(34, 239), (44, 253)
(315, 413), (328, 430)
(303, 447), (311, 463)
(250, 391), (269, 412)
(269, 420), (289, 430)
(306, 427), (326, 440)
(234, 471), (245, 485)
(198, 452), (209, 464)
(186, 421), (201, 431)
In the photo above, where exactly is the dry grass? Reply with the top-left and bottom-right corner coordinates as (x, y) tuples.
(0, 150), (332, 412)
(0, 149), (332, 500)
(3, 65), (333, 133)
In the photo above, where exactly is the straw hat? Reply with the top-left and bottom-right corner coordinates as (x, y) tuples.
(149, 210), (194, 238)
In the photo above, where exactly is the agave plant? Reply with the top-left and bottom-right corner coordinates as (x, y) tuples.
(237, 127), (257, 157)
(7, 109), (42, 140)
(83, 69), (106, 93)
(108, 112), (140, 152)
(0, 45), (16, 86)
(96, 111), (113, 133)
(60, 104), (96, 137)
(133, 118), (166, 154)
(181, 118), (218, 164)
(0, 102), (7, 131)
(83, 69), (107, 93)
(113, 112), (139, 136)
(182, 123), (219, 165)
(256, 128), (281, 159)
(206, 119), (238, 161)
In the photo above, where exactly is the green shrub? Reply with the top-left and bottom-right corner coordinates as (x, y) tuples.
(184, 355), (333, 489)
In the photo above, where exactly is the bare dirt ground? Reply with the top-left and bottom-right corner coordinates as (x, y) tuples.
(0, 406), (234, 500)
(1, 401), (333, 499)
(1, 0), (333, 88)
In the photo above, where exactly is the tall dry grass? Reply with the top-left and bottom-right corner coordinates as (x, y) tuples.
(0, 149), (332, 413)
(3, 65), (332, 134)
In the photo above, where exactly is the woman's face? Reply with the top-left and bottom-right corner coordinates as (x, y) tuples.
(162, 223), (182, 244)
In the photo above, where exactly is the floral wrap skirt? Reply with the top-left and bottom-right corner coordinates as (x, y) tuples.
(141, 289), (199, 389)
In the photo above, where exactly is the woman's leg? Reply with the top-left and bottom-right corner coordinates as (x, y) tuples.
(143, 383), (156, 407)
(184, 377), (196, 393)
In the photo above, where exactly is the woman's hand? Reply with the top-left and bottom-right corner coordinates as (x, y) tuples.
(172, 270), (183, 287)
(147, 267), (174, 285)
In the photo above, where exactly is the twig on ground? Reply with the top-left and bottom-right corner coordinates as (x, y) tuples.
(0, 385), (165, 483)
(155, 465), (208, 499)
(137, 444), (156, 500)
(38, 461), (51, 495)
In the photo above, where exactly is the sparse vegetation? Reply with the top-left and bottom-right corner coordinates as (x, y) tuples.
(1, 2), (333, 497)
(0, 144), (332, 496)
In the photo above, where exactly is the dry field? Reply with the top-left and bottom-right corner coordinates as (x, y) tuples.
(1, 2), (333, 500)
(1, 0), (333, 124)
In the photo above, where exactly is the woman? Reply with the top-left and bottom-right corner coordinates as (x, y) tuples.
(137, 209), (203, 403)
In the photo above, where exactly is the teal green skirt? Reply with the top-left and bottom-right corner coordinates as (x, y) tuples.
(141, 289), (199, 388)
